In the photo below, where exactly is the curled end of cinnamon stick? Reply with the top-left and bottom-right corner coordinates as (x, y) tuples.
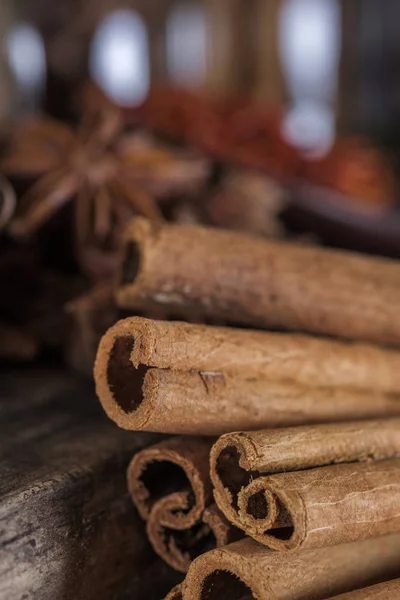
(94, 317), (158, 430)
(116, 217), (159, 305)
(237, 479), (280, 533)
(127, 436), (213, 525)
(147, 494), (218, 573)
(237, 477), (300, 550)
(210, 434), (262, 529)
(184, 542), (263, 600)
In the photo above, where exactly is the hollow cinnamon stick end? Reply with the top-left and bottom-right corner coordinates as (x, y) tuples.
(184, 541), (265, 600)
(116, 217), (160, 305)
(237, 479), (280, 537)
(127, 436), (212, 525)
(147, 493), (194, 573)
(94, 318), (155, 430)
(210, 433), (260, 529)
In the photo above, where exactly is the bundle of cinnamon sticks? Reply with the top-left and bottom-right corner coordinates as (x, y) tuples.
(94, 218), (400, 598)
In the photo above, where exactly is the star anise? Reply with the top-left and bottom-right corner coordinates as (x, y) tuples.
(1, 108), (209, 277)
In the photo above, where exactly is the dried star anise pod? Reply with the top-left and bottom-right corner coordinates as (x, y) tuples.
(1, 108), (209, 279)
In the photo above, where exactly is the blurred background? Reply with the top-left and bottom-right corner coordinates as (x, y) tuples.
(1, 0), (400, 368)
(1, 0), (400, 146)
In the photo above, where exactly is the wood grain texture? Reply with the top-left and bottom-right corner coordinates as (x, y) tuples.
(116, 218), (400, 346)
(0, 369), (165, 600)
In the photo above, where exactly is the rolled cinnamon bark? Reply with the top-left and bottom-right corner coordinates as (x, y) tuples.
(94, 364), (400, 434)
(237, 458), (400, 550)
(183, 535), (400, 600)
(147, 498), (242, 573)
(165, 584), (183, 600)
(328, 579), (400, 599)
(210, 419), (400, 529)
(116, 218), (400, 347)
(94, 317), (400, 422)
(127, 436), (214, 527)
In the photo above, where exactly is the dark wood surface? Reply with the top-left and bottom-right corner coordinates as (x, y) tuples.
(0, 368), (181, 600)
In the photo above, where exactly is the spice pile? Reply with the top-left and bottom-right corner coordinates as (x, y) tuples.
(1, 85), (400, 598)
(0, 85), (397, 372)
(94, 217), (400, 599)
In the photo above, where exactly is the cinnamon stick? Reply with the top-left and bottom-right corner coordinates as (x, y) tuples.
(328, 579), (400, 599)
(116, 218), (400, 346)
(147, 499), (242, 573)
(94, 318), (400, 422)
(237, 458), (400, 550)
(94, 365), (400, 434)
(127, 436), (214, 527)
(210, 419), (400, 530)
(182, 535), (400, 600)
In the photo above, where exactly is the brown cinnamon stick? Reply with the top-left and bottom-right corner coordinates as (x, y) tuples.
(210, 419), (400, 530)
(94, 365), (400, 434)
(116, 218), (400, 347)
(182, 535), (400, 600)
(328, 579), (400, 599)
(127, 436), (214, 527)
(147, 499), (242, 573)
(94, 318), (400, 424)
(237, 458), (400, 550)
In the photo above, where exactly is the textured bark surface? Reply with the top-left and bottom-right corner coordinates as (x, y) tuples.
(146, 500), (242, 573)
(183, 535), (400, 600)
(127, 437), (241, 573)
(211, 419), (400, 530)
(94, 317), (400, 433)
(116, 218), (400, 346)
(0, 368), (166, 600)
(328, 578), (400, 599)
(238, 458), (400, 550)
(95, 363), (400, 434)
(127, 436), (214, 527)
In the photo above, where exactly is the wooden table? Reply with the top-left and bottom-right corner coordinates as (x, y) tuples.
(0, 368), (181, 599)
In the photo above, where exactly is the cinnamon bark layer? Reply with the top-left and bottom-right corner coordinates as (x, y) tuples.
(94, 317), (400, 430)
(147, 499), (242, 573)
(329, 579), (400, 599)
(210, 419), (400, 530)
(94, 364), (400, 434)
(237, 458), (400, 550)
(116, 217), (400, 346)
(183, 535), (400, 600)
(127, 436), (214, 527)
